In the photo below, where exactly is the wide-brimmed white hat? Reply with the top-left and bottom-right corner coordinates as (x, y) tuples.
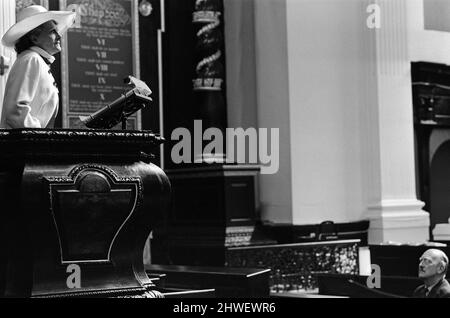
(1, 5), (76, 47)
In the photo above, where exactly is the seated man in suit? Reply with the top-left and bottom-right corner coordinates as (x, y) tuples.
(413, 249), (450, 298)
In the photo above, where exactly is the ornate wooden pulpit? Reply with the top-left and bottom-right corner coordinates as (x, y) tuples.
(0, 129), (170, 298)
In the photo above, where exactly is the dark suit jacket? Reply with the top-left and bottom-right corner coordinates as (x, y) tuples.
(413, 278), (450, 298)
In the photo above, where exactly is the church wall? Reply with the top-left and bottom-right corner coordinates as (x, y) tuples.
(286, 0), (365, 225)
(252, 0), (366, 225)
(409, 0), (450, 65)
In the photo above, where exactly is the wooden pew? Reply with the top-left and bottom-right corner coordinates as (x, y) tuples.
(317, 273), (422, 298)
(146, 264), (270, 298)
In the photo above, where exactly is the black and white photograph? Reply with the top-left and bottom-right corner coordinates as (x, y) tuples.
(0, 0), (450, 306)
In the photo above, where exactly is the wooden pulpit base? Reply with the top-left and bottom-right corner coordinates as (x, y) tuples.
(0, 129), (170, 298)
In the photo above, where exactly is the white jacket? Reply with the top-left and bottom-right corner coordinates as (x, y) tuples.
(0, 46), (58, 129)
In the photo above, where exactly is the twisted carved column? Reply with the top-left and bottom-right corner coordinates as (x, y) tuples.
(193, 0), (224, 91)
(192, 0), (227, 162)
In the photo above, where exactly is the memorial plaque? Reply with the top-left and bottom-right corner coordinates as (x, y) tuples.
(60, 0), (141, 129)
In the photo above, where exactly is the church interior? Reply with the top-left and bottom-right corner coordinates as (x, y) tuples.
(1, 0), (450, 298)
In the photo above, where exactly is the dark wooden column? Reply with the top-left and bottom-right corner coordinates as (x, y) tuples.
(153, 0), (270, 267)
(192, 0), (227, 162)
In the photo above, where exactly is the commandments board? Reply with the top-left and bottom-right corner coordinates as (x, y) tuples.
(16, 0), (49, 12)
(60, 0), (141, 129)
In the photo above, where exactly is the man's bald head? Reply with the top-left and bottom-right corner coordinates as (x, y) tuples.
(419, 249), (449, 282)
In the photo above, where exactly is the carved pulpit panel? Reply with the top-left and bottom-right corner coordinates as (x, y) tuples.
(46, 165), (141, 264)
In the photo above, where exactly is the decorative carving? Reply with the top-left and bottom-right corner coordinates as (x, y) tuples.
(45, 165), (143, 264)
(192, 0), (224, 91)
(14, 128), (162, 142)
(138, 0), (153, 17)
(225, 226), (255, 247)
(34, 287), (149, 298)
(0, 129), (163, 161)
(16, 0), (48, 13)
(70, 0), (131, 27)
(190, 0), (227, 161)
(67, 164), (140, 183)
(226, 240), (360, 292)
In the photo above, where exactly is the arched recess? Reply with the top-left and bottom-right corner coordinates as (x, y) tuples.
(430, 140), (450, 228)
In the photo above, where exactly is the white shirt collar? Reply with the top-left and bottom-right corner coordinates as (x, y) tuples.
(29, 46), (55, 64)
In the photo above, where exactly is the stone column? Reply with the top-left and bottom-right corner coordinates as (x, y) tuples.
(253, 0), (429, 244)
(360, 0), (429, 243)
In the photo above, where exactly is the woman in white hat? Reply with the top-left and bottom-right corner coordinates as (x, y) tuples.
(0, 5), (75, 129)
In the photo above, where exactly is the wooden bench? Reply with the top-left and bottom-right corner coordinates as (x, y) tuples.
(146, 264), (270, 298)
